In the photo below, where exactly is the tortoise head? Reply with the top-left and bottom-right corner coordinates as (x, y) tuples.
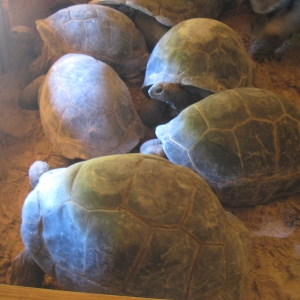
(148, 82), (197, 111)
(148, 82), (210, 111)
(9, 26), (36, 43)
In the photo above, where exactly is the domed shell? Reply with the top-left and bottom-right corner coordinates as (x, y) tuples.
(21, 154), (251, 299)
(91, 0), (234, 27)
(156, 87), (300, 206)
(142, 18), (255, 95)
(36, 4), (149, 76)
(39, 53), (145, 160)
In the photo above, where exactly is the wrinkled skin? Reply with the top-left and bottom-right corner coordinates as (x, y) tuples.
(250, 0), (300, 61)
(148, 83), (199, 111)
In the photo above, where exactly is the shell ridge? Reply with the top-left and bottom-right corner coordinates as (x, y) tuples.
(123, 228), (155, 289)
(231, 128), (244, 178)
(169, 135), (188, 151)
(183, 244), (201, 300)
(179, 179), (197, 226)
(193, 105), (210, 129)
(110, 119), (141, 154)
(122, 158), (144, 207)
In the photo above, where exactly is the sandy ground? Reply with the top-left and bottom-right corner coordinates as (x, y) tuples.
(0, 3), (300, 300)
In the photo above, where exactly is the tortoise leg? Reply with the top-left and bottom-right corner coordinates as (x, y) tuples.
(10, 249), (45, 288)
(140, 138), (166, 158)
(18, 75), (45, 110)
(137, 98), (167, 128)
(27, 44), (56, 84)
(250, 0), (300, 61)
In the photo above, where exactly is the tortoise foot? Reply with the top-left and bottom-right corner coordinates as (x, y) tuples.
(10, 249), (45, 288)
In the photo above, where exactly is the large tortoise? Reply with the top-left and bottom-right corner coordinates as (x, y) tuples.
(140, 18), (255, 126)
(249, 0), (300, 61)
(10, 4), (149, 85)
(11, 154), (251, 299)
(141, 87), (300, 207)
(37, 53), (145, 160)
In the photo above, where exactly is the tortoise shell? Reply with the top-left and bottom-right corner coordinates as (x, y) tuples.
(21, 154), (251, 299)
(156, 87), (300, 206)
(36, 4), (149, 76)
(90, 0), (235, 27)
(142, 18), (255, 97)
(39, 53), (145, 160)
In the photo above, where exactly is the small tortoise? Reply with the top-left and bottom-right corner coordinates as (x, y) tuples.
(249, 0), (300, 61)
(141, 87), (300, 207)
(37, 53), (145, 160)
(11, 154), (251, 299)
(140, 18), (255, 125)
(10, 4), (149, 85)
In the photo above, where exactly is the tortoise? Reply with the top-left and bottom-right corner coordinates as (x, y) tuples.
(89, 0), (237, 50)
(10, 4), (149, 85)
(140, 18), (255, 125)
(249, 0), (300, 61)
(140, 87), (300, 207)
(89, 0), (237, 27)
(36, 53), (145, 160)
(10, 154), (252, 299)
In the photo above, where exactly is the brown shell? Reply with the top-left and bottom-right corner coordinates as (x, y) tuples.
(39, 53), (145, 160)
(36, 4), (149, 76)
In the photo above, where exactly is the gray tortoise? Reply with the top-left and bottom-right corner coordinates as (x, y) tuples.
(249, 0), (300, 61)
(11, 154), (251, 300)
(141, 87), (300, 207)
(36, 53), (145, 160)
(10, 4), (149, 85)
(140, 18), (255, 126)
